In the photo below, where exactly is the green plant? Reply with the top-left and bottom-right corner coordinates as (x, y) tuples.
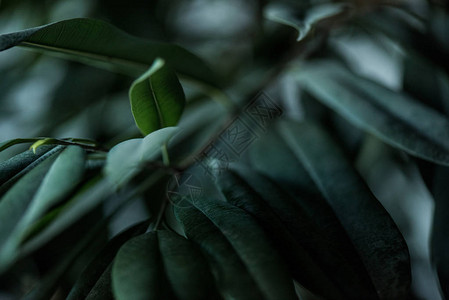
(0, 1), (448, 299)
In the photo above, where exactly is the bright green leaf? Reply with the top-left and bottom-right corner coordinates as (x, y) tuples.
(129, 59), (185, 135)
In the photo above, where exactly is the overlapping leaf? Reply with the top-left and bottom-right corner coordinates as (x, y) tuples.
(174, 172), (298, 300)
(279, 120), (411, 298)
(294, 61), (449, 166)
(0, 146), (85, 271)
(220, 166), (377, 299)
(112, 229), (217, 300)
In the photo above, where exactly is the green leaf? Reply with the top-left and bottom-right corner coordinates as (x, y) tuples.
(174, 203), (265, 300)
(265, 3), (349, 41)
(130, 59), (185, 135)
(112, 232), (173, 300)
(279, 120), (411, 298)
(0, 145), (56, 186)
(105, 127), (179, 187)
(0, 146), (85, 270)
(182, 174), (297, 300)
(0, 18), (220, 86)
(220, 166), (377, 299)
(294, 61), (449, 166)
(0, 149), (61, 272)
(68, 221), (149, 300)
(20, 177), (111, 256)
(157, 230), (220, 300)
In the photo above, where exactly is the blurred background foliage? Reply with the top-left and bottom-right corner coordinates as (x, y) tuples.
(1, 0), (449, 299)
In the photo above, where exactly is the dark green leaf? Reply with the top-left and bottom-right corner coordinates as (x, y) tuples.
(279, 120), (411, 298)
(129, 59), (185, 135)
(0, 18), (220, 86)
(185, 175), (297, 300)
(174, 203), (265, 300)
(295, 61), (449, 166)
(68, 221), (149, 300)
(0, 148), (61, 272)
(221, 167), (377, 299)
(157, 230), (220, 300)
(112, 232), (172, 300)
(0, 146), (85, 270)
(0, 145), (56, 186)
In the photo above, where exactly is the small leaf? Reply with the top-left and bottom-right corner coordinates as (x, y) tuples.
(295, 61), (449, 166)
(279, 120), (411, 298)
(129, 59), (185, 135)
(265, 3), (350, 41)
(105, 127), (179, 187)
(0, 18), (220, 86)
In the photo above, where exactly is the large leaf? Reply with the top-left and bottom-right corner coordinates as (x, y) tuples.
(220, 166), (377, 299)
(0, 146), (85, 270)
(294, 61), (449, 166)
(105, 127), (179, 187)
(279, 120), (411, 298)
(129, 59), (185, 135)
(0, 18), (219, 86)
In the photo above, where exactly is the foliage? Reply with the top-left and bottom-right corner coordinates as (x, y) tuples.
(0, 0), (448, 299)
